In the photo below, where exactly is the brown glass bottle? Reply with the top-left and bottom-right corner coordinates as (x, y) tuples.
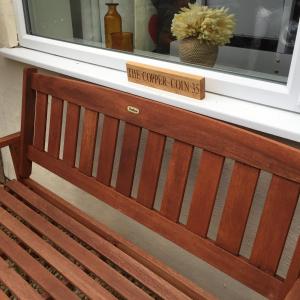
(104, 3), (122, 48)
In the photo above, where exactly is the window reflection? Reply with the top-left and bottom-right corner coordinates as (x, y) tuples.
(151, 0), (196, 54)
(24, 0), (300, 83)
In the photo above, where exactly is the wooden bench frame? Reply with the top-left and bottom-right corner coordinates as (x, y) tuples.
(0, 68), (299, 299)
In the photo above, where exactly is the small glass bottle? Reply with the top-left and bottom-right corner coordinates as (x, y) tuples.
(104, 3), (122, 48)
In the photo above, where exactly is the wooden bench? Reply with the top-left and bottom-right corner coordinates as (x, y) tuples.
(0, 68), (299, 299)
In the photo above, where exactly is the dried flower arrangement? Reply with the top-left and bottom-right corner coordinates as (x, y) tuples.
(171, 4), (235, 46)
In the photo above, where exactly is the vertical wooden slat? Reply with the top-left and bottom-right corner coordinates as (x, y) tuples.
(48, 97), (63, 158)
(19, 68), (37, 178)
(33, 92), (48, 151)
(250, 175), (300, 274)
(285, 279), (300, 300)
(281, 237), (300, 299)
(160, 141), (193, 222)
(97, 116), (119, 185)
(63, 103), (80, 167)
(137, 131), (166, 208)
(216, 162), (260, 254)
(79, 109), (99, 176)
(116, 123), (141, 196)
(186, 151), (224, 236)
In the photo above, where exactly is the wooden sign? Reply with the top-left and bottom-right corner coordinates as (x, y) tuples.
(126, 62), (205, 100)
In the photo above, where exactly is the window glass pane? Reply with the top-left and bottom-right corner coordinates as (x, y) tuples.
(23, 0), (300, 84)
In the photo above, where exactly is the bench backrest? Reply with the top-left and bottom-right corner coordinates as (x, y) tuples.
(19, 68), (300, 299)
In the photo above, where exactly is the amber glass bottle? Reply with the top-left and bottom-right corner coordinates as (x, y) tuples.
(104, 3), (122, 48)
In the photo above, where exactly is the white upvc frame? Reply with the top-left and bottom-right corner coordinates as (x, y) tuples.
(14, 0), (300, 113)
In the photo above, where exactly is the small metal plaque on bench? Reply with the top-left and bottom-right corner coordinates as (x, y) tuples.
(126, 62), (205, 100)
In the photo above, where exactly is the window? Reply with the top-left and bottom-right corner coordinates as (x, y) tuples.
(14, 0), (300, 112)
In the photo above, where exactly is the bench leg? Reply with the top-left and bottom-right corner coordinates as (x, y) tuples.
(0, 151), (5, 184)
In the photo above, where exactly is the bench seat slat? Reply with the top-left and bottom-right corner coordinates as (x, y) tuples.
(0, 288), (10, 300)
(79, 109), (99, 176)
(48, 97), (63, 158)
(186, 151), (225, 237)
(63, 102), (80, 167)
(33, 92), (48, 151)
(23, 179), (211, 300)
(250, 175), (300, 274)
(0, 259), (43, 300)
(137, 131), (166, 208)
(160, 141), (193, 222)
(0, 188), (153, 300)
(0, 205), (115, 300)
(116, 123), (141, 196)
(6, 180), (193, 300)
(0, 230), (78, 300)
(97, 115), (119, 185)
(216, 162), (260, 254)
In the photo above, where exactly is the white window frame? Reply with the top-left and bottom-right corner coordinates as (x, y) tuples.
(14, 0), (300, 113)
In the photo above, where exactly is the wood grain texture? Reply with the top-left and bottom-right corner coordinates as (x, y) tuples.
(281, 238), (300, 299)
(31, 72), (300, 184)
(116, 123), (141, 196)
(9, 143), (21, 180)
(137, 131), (166, 208)
(0, 258), (43, 300)
(26, 147), (283, 299)
(216, 162), (260, 254)
(0, 230), (78, 300)
(63, 102), (80, 167)
(0, 132), (21, 148)
(0, 206), (115, 300)
(127, 62), (205, 100)
(250, 176), (300, 274)
(23, 179), (213, 300)
(0, 132), (21, 179)
(19, 71), (300, 299)
(20, 68), (37, 178)
(79, 109), (99, 176)
(33, 92), (48, 151)
(0, 188), (151, 300)
(284, 279), (300, 300)
(160, 141), (193, 222)
(0, 289), (9, 300)
(186, 151), (224, 237)
(97, 116), (119, 185)
(7, 181), (193, 300)
(48, 97), (63, 158)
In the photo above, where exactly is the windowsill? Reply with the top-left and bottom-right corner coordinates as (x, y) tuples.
(1, 46), (300, 143)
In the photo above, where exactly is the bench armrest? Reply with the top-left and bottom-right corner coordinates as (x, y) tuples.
(0, 132), (21, 179)
(0, 132), (21, 148)
(285, 278), (300, 300)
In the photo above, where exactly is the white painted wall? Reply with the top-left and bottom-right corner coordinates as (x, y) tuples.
(0, 0), (18, 47)
(0, 56), (299, 299)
